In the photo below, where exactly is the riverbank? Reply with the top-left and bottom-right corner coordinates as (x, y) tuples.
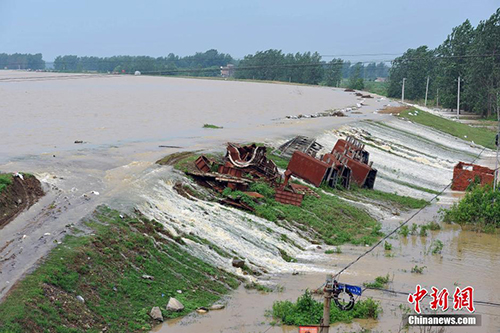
(0, 173), (44, 228)
(1, 72), (499, 332)
(0, 206), (239, 332)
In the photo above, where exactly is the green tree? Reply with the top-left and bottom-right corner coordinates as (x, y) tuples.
(388, 46), (435, 100)
(348, 63), (365, 90)
(324, 58), (343, 86)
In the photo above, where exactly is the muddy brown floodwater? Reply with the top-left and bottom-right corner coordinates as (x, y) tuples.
(1, 71), (499, 333)
(153, 198), (500, 333)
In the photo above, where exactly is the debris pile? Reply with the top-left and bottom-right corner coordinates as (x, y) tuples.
(187, 136), (377, 208)
(275, 136), (323, 159)
(188, 143), (281, 210)
(451, 162), (495, 191)
(281, 136), (377, 193)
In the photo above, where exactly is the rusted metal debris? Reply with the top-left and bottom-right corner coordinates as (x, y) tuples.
(275, 188), (304, 206)
(282, 136), (377, 190)
(187, 137), (377, 209)
(276, 136), (323, 159)
(326, 136), (377, 189)
(284, 151), (331, 187)
(189, 143), (282, 209)
(451, 162), (494, 191)
(225, 143), (281, 182)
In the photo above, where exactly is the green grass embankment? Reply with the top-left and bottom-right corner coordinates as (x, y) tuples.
(400, 108), (497, 149)
(224, 182), (383, 246)
(0, 206), (239, 333)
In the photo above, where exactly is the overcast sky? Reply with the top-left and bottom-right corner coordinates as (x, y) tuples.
(0, 0), (498, 62)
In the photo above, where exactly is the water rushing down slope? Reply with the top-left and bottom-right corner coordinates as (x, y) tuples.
(136, 168), (325, 278)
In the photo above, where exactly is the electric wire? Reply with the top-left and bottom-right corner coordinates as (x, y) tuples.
(332, 141), (491, 280)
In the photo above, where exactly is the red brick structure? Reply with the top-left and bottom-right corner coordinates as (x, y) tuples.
(451, 162), (495, 191)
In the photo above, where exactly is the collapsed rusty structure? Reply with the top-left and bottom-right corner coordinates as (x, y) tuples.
(282, 136), (377, 190)
(451, 162), (495, 191)
(189, 136), (377, 209)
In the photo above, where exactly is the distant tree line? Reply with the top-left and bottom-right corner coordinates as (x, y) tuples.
(53, 49), (234, 76)
(0, 53), (45, 70)
(233, 49), (389, 86)
(1, 49), (391, 90)
(52, 49), (389, 86)
(388, 8), (500, 117)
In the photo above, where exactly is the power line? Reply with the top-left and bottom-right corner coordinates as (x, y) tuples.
(333, 140), (490, 280)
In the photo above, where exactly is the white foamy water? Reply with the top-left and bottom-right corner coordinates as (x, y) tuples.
(135, 167), (330, 278)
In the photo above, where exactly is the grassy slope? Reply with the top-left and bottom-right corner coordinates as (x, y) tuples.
(266, 153), (430, 210)
(329, 185), (429, 210)
(0, 173), (13, 193)
(0, 206), (239, 333)
(400, 108), (496, 149)
(223, 182), (382, 246)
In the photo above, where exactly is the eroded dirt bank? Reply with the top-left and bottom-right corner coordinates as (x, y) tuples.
(0, 175), (44, 229)
(1, 71), (499, 332)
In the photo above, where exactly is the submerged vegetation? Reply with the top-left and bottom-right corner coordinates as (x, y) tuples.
(202, 123), (223, 129)
(443, 185), (500, 232)
(271, 291), (380, 326)
(363, 274), (390, 289)
(0, 206), (239, 332)
(400, 108), (496, 149)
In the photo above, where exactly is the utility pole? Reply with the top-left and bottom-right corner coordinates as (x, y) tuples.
(401, 78), (406, 104)
(495, 92), (499, 191)
(436, 88), (439, 108)
(320, 274), (332, 333)
(457, 76), (461, 119)
(424, 76), (430, 107)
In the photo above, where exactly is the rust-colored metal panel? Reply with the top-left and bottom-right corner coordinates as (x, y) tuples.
(451, 162), (494, 191)
(244, 191), (264, 199)
(218, 165), (243, 178)
(287, 151), (330, 187)
(275, 188), (304, 206)
(194, 155), (211, 172)
(345, 159), (371, 186)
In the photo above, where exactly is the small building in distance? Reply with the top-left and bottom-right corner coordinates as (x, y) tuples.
(220, 64), (235, 78)
(374, 77), (387, 82)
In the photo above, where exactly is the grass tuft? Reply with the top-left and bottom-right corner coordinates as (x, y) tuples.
(203, 124), (223, 129)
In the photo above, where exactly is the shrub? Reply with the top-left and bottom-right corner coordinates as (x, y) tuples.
(364, 274), (390, 289)
(411, 265), (426, 274)
(271, 291), (380, 326)
(443, 185), (500, 231)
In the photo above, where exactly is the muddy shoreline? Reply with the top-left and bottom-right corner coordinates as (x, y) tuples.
(1, 71), (499, 332)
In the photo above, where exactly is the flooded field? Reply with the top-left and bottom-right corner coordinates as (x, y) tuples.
(1, 71), (499, 332)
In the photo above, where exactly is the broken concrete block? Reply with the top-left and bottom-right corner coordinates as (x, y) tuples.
(166, 297), (184, 312)
(150, 306), (163, 321)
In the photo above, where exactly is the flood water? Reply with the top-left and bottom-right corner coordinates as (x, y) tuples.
(1, 71), (499, 332)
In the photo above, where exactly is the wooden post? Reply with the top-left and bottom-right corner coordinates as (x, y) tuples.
(320, 274), (332, 333)
(320, 291), (331, 333)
